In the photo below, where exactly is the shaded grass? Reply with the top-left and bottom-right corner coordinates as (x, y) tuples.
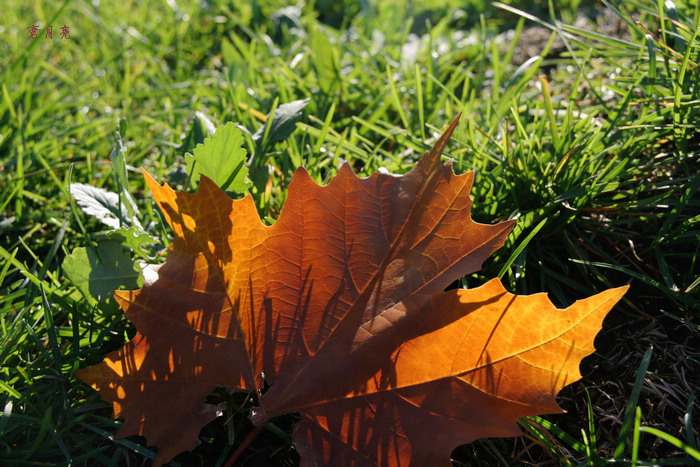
(1, 0), (698, 465)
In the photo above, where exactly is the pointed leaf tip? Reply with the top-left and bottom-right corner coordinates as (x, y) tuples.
(423, 114), (462, 174)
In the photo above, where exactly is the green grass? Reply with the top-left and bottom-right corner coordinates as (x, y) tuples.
(1, 0), (698, 465)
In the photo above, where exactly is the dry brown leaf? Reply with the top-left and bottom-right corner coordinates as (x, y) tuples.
(77, 117), (628, 466)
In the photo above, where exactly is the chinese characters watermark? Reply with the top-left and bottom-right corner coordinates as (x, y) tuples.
(27, 25), (39, 39)
(27, 25), (71, 39)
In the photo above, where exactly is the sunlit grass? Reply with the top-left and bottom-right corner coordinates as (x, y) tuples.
(1, 0), (698, 464)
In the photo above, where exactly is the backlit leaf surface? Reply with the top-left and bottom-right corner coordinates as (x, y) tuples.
(77, 118), (627, 466)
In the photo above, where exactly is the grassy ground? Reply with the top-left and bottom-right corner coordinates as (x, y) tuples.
(1, 0), (698, 465)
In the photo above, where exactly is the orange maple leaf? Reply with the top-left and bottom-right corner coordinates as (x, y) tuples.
(77, 117), (628, 466)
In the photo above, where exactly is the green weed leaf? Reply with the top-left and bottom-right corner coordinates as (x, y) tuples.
(186, 122), (252, 193)
(70, 183), (143, 230)
(103, 227), (160, 261)
(63, 241), (142, 305)
(253, 98), (309, 146)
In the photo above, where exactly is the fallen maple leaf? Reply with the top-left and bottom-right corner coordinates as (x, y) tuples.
(77, 117), (628, 466)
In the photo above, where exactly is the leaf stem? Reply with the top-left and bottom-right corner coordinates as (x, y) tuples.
(225, 418), (270, 467)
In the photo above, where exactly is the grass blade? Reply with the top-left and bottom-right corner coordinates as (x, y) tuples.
(615, 346), (654, 458)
